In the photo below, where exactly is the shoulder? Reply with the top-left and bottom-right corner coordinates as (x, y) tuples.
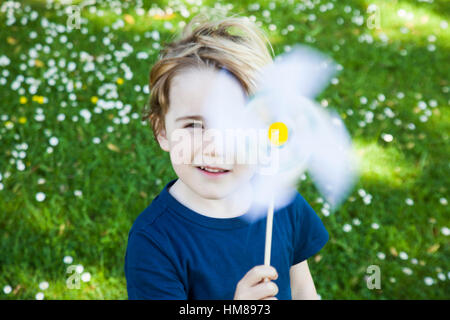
(286, 191), (324, 229)
(285, 192), (314, 216)
(128, 194), (172, 238)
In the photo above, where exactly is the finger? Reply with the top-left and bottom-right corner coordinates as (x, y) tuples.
(241, 265), (278, 287)
(249, 281), (279, 300)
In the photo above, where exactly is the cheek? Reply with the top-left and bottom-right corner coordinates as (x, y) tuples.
(168, 130), (197, 164)
(233, 164), (256, 180)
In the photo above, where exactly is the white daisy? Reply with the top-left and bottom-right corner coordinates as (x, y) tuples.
(49, 137), (59, 146)
(399, 251), (408, 260)
(3, 285), (12, 294)
(424, 277), (434, 286)
(343, 224), (352, 232)
(36, 192), (46, 202)
(63, 256), (73, 264)
(81, 272), (91, 282)
(35, 292), (44, 300)
(39, 281), (49, 290)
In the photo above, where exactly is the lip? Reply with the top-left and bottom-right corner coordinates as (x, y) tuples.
(195, 165), (232, 177)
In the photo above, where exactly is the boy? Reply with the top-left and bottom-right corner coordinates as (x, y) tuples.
(124, 14), (329, 300)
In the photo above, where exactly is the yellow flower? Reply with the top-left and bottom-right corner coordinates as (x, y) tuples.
(91, 96), (99, 104)
(19, 96), (28, 104)
(5, 121), (14, 129)
(154, 13), (175, 20)
(116, 78), (124, 85)
(32, 95), (45, 104)
(19, 117), (27, 124)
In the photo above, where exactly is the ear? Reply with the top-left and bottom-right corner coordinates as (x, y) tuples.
(156, 127), (170, 152)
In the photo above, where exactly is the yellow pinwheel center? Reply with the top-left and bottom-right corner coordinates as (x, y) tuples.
(268, 122), (288, 146)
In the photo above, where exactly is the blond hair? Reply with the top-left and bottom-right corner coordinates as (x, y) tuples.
(142, 13), (275, 138)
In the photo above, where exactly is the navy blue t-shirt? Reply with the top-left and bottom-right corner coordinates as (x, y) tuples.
(124, 179), (329, 300)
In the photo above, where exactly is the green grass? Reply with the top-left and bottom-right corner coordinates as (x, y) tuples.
(0, 0), (448, 299)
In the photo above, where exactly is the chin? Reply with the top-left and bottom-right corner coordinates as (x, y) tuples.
(193, 185), (233, 200)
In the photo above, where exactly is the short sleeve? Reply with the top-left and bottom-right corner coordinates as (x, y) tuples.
(125, 230), (187, 300)
(292, 193), (329, 265)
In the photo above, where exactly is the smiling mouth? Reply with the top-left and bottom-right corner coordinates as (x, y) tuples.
(196, 166), (231, 174)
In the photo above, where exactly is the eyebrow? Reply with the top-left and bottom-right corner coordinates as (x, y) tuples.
(175, 115), (204, 122)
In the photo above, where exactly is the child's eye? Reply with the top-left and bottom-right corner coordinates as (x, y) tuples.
(184, 122), (203, 129)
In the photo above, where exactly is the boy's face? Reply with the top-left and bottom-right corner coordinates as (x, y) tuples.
(157, 67), (256, 200)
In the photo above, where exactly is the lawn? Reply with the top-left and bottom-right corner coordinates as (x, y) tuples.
(0, 0), (448, 299)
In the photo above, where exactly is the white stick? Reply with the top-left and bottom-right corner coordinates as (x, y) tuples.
(264, 193), (275, 271)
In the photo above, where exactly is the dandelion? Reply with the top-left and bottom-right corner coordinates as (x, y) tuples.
(36, 192), (46, 202)
(116, 77), (124, 85)
(19, 96), (28, 104)
(19, 117), (27, 124)
(32, 95), (45, 104)
(91, 96), (99, 104)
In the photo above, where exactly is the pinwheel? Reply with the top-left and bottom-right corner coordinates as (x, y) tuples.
(201, 45), (359, 268)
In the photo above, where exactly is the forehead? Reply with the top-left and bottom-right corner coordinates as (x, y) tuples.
(168, 67), (247, 119)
